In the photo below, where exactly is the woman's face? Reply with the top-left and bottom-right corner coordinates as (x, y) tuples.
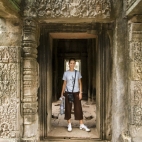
(69, 60), (76, 69)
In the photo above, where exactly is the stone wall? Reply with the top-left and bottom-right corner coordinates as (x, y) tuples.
(128, 18), (142, 142)
(0, 18), (22, 141)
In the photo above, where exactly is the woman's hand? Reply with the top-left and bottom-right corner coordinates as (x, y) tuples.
(61, 80), (66, 98)
(79, 79), (82, 100)
(79, 92), (82, 100)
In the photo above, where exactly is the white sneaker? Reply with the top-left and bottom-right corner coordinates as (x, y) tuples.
(68, 123), (72, 132)
(80, 124), (91, 132)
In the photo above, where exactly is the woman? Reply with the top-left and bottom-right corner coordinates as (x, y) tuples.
(61, 58), (90, 132)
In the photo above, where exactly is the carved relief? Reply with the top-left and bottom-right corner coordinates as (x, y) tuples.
(24, 0), (111, 18)
(128, 23), (142, 138)
(129, 81), (142, 137)
(130, 81), (142, 125)
(0, 47), (19, 63)
(130, 42), (142, 80)
(120, 131), (131, 142)
(0, 46), (19, 138)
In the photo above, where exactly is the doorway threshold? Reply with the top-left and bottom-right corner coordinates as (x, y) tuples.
(41, 126), (100, 142)
(41, 139), (106, 142)
(42, 137), (107, 142)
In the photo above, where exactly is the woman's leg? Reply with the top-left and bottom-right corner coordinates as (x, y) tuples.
(67, 119), (71, 123)
(74, 92), (83, 120)
(74, 93), (91, 132)
(79, 120), (83, 124)
(67, 119), (72, 132)
(64, 93), (72, 131)
(64, 92), (72, 120)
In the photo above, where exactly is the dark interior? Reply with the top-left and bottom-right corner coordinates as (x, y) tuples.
(52, 39), (94, 100)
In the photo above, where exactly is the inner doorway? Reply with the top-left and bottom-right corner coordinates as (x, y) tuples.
(37, 28), (112, 141)
(52, 39), (89, 101)
(50, 38), (98, 139)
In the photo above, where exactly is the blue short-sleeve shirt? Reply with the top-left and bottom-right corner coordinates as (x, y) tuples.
(62, 70), (82, 92)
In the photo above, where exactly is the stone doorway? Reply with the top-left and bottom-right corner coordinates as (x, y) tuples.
(52, 38), (90, 101)
(50, 37), (97, 139)
(37, 23), (112, 141)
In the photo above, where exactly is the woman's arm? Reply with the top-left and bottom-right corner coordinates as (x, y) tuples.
(79, 79), (82, 100)
(61, 80), (67, 97)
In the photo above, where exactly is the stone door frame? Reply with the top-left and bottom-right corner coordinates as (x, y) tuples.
(21, 0), (112, 140)
(37, 23), (112, 141)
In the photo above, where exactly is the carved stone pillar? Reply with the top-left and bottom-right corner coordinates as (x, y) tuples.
(22, 18), (39, 141)
(128, 22), (142, 141)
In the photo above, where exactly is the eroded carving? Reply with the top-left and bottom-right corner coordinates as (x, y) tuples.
(130, 42), (142, 80)
(130, 81), (142, 126)
(0, 97), (17, 138)
(0, 46), (19, 138)
(128, 23), (142, 139)
(0, 47), (18, 63)
(120, 131), (131, 142)
(24, 0), (111, 18)
(130, 125), (141, 137)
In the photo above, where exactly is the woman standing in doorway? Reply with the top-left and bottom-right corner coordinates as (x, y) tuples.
(61, 58), (90, 132)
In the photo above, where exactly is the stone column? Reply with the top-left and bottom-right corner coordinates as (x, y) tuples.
(111, 17), (128, 142)
(21, 17), (39, 141)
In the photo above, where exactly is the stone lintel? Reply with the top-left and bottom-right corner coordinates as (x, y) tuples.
(38, 17), (114, 24)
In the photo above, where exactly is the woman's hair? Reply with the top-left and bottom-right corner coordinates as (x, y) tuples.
(69, 58), (76, 63)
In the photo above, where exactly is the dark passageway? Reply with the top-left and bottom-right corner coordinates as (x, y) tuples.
(50, 38), (98, 139)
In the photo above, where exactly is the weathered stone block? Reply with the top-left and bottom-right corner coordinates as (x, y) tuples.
(24, 0), (111, 19)
(129, 81), (142, 126)
(24, 115), (37, 124)
(0, 32), (22, 46)
(130, 23), (142, 42)
(23, 59), (37, 69)
(23, 115), (38, 139)
(0, 46), (21, 139)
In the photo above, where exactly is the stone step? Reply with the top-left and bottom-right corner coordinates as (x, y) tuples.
(41, 139), (108, 142)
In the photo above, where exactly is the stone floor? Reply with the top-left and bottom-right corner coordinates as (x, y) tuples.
(47, 100), (98, 139)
